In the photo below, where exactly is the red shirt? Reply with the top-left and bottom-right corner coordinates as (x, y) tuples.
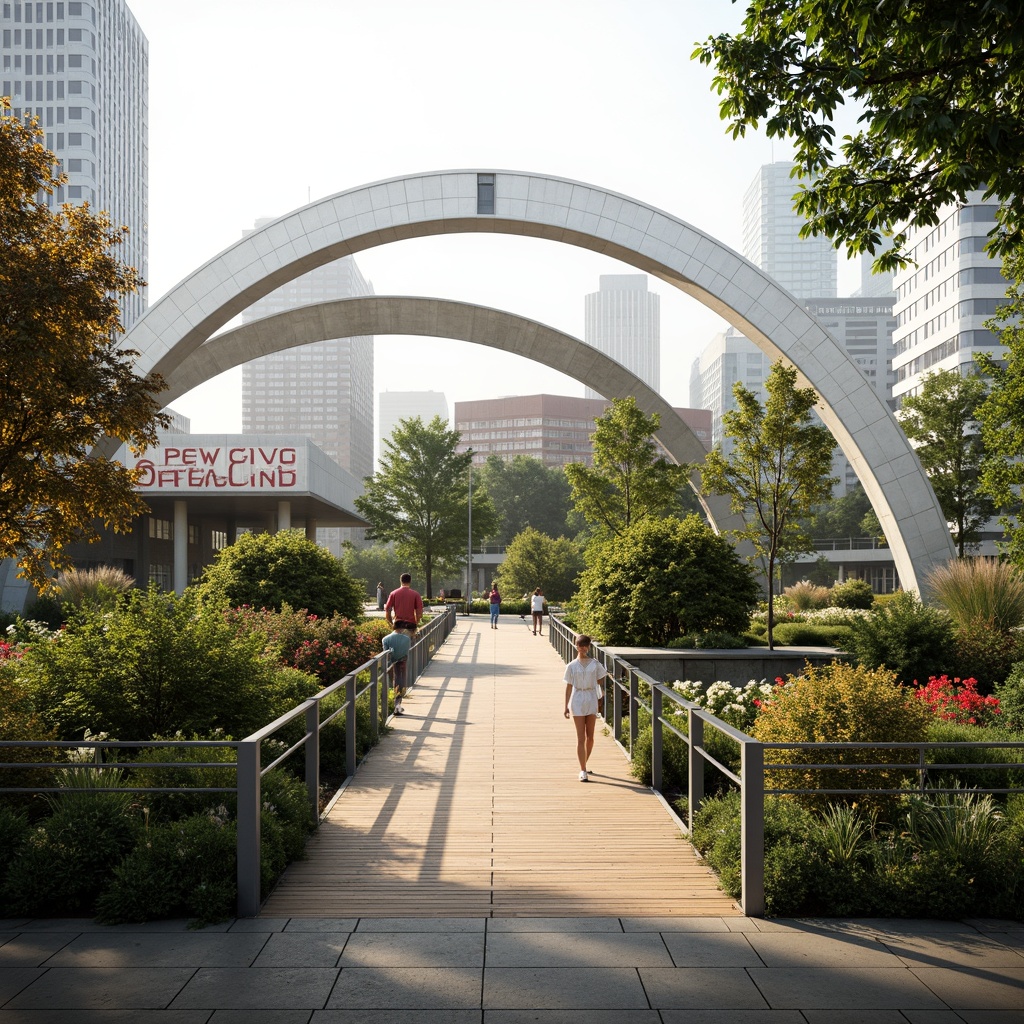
(385, 585), (423, 624)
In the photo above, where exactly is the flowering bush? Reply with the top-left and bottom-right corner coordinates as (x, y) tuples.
(915, 675), (1002, 727)
(671, 678), (776, 731)
(290, 635), (378, 687)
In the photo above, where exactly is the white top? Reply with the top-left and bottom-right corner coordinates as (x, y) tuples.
(563, 656), (607, 717)
(531, 593), (545, 612)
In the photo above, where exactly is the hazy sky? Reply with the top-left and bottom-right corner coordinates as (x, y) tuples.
(124, 0), (859, 431)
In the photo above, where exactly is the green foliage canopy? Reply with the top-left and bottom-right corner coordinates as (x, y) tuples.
(572, 514), (759, 646)
(195, 530), (362, 620)
(898, 369), (993, 557)
(355, 416), (497, 597)
(0, 103), (167, 591)
(476, 454), (573, 544)
(494, 527), (584, 602)
(564, 397), (690, 538)
(694, 0), (1024, 271)
(701, 361), (837, 648)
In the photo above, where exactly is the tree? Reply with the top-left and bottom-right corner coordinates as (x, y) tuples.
(494, 527), (584, 602)
(898, 368), (994, 557)
(700, 361), (837, 649)
(476, 455), (573, 544)
(355, 416), (497, 598)
(195, 530), (362, 619)
(803, 482), (874, 540)
(0, 104), (166, 590)
(572, 515), (759, 647)
(564, 397), (691, 537)
(978, 248), (1024, 565)
(340, 542), (408, 598)
(694, 1), (1024, 271)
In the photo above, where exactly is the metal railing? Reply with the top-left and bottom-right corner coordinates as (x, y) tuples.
(0, 605), (456, 917)
(549, 614), (1024, 917)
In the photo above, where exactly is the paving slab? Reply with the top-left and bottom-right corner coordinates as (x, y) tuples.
(639, 967), (770, 1009)
(252, 933), (349, 968)
(209, 1013), (314, 1024)
(0, 1012), (211, 1023)
(484, 931), (671, 968)
(338, 932), (484, 968)
(325, 967), (482, 1009)
(801, 1011), (919, 1024)
(283, 920), (359, 933)
(228, 919), (290, 933)
(662, 931), (763, 968)
(745, 932), (905, 968)
(0, 967), (46, 1004)
(879, 934), (1024, 969)
(45, 932), (269, 968)
(658, 1013), (805, 1024)
(747, 966), (948, 1010)
(620, 917), (731, 932)
(313, 1013), (479, 1024)
(11, 918), (231, 933)
(170, 968), (338, 1010)
(486, 1013), (662, 1024)
(910, 966), (1024, 1010)
(5, 967), (196, 1009)
(0, 934), (77, 966)
(354, 919), (484, 933)
(482, 967), (647, 1009)
(484, 918), (623, 932)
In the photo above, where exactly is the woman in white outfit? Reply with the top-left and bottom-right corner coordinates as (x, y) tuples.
(563, 635), (607, 781)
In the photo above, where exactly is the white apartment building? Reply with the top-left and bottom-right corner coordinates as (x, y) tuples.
(1, 0), (148, 330)
(742, 161), (837, 299)
(378, 390), (449, 463)
(892, 193), (1008, 405)
(583, 274), (660, 399)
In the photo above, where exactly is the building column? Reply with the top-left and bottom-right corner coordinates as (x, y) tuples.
(173, 500), (188, 595)
(305, 518), (317, 542)
(278, 501), (291, 532)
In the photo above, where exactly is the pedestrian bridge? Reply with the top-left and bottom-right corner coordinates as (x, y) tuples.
(262, 616), (738, 917)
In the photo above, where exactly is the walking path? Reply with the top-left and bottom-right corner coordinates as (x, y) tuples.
(1, 616), (1021, 1018)
(263, 614), (733, 918)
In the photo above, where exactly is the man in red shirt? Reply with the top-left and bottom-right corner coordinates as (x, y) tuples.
(384, 573), (423, 630)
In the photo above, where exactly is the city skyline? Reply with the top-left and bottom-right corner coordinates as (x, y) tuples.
(120, 0), (863, 433)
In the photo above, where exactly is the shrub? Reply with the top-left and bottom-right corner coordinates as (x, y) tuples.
(995, 663), (1024, 731)
(828, 578), (875, 609)
(914, 675), (1002, 727)
(949, 618), (1022, 693)
(0, 661), (59, 793)
(672, 678), (773, 732)
(753, 661), (933, 810)
(573, 515), (759, 645)
(784, 580), (830, 610)
(924, 720), (1024, 793)
(926, 558), (1024, 631)
(196, 530), (363, 619)
(770, 622), (853, 648)
(18, 586), (296, 740)
(847, 590), (953, 685)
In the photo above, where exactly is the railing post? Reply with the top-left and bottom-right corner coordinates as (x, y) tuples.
(613, 671), (624, 743)
(688, 708), (705, 830)
(346, 675), (357, 778)
(651, 685), (663, 792)
(369, 659), (379, 743)
(741, 740), (765, 918)
(629, 671), (639, 755)
(305, 700), (320, 824)
(236, 738), (262, 917)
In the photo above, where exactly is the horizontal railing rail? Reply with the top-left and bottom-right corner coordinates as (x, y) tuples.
(548, 613), (1024, 918)
(0, 604), (457, 917)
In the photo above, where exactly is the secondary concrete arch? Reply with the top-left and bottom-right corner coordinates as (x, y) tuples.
(123, 170), (955, 590)
(166, 295), (739, 532)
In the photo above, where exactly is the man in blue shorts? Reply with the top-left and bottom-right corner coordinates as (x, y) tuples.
(382, 623), (415, 715)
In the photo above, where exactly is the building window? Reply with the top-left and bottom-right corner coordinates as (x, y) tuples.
(211, 529), (228, 551)
(148, 517), (173, 540)
(477, 173), (495, 215)
(148, 564), (172, 589)
(188, 524), (199, 545)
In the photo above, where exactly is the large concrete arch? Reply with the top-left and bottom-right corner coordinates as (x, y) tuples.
(123, 170), (955, 590)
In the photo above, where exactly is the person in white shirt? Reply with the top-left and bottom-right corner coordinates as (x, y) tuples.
(562, 635), (606, 781)
(530, 587), (546, 635)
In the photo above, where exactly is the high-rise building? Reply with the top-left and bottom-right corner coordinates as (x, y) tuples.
(690, 329), (769, 450)
(241, 233), (374, 553)
(1, 0), (149, 330)
(892, 192), (1007, 406)
(378, 390), (449, 463)
(742, 162), (837, 300)
(583, 275), (660, 399)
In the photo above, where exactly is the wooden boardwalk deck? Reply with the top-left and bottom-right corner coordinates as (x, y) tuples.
(261, 616), (740, 918)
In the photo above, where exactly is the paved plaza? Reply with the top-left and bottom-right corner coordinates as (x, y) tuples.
(1, 617), (1022, 1019)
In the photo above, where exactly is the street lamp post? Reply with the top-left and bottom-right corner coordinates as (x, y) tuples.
(466, 454), (472, 614)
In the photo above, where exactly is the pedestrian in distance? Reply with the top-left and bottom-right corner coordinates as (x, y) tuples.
(385, 572), (423, 631)
(382, 623), (416, 715)
(376, 581), (385, 611)
(563, 634), (606, 781)
(489, 582), (501, 628)
(531, 587), (546, 636)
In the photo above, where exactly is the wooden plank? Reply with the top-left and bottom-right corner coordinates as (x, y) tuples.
(261, 620), (739, 918)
